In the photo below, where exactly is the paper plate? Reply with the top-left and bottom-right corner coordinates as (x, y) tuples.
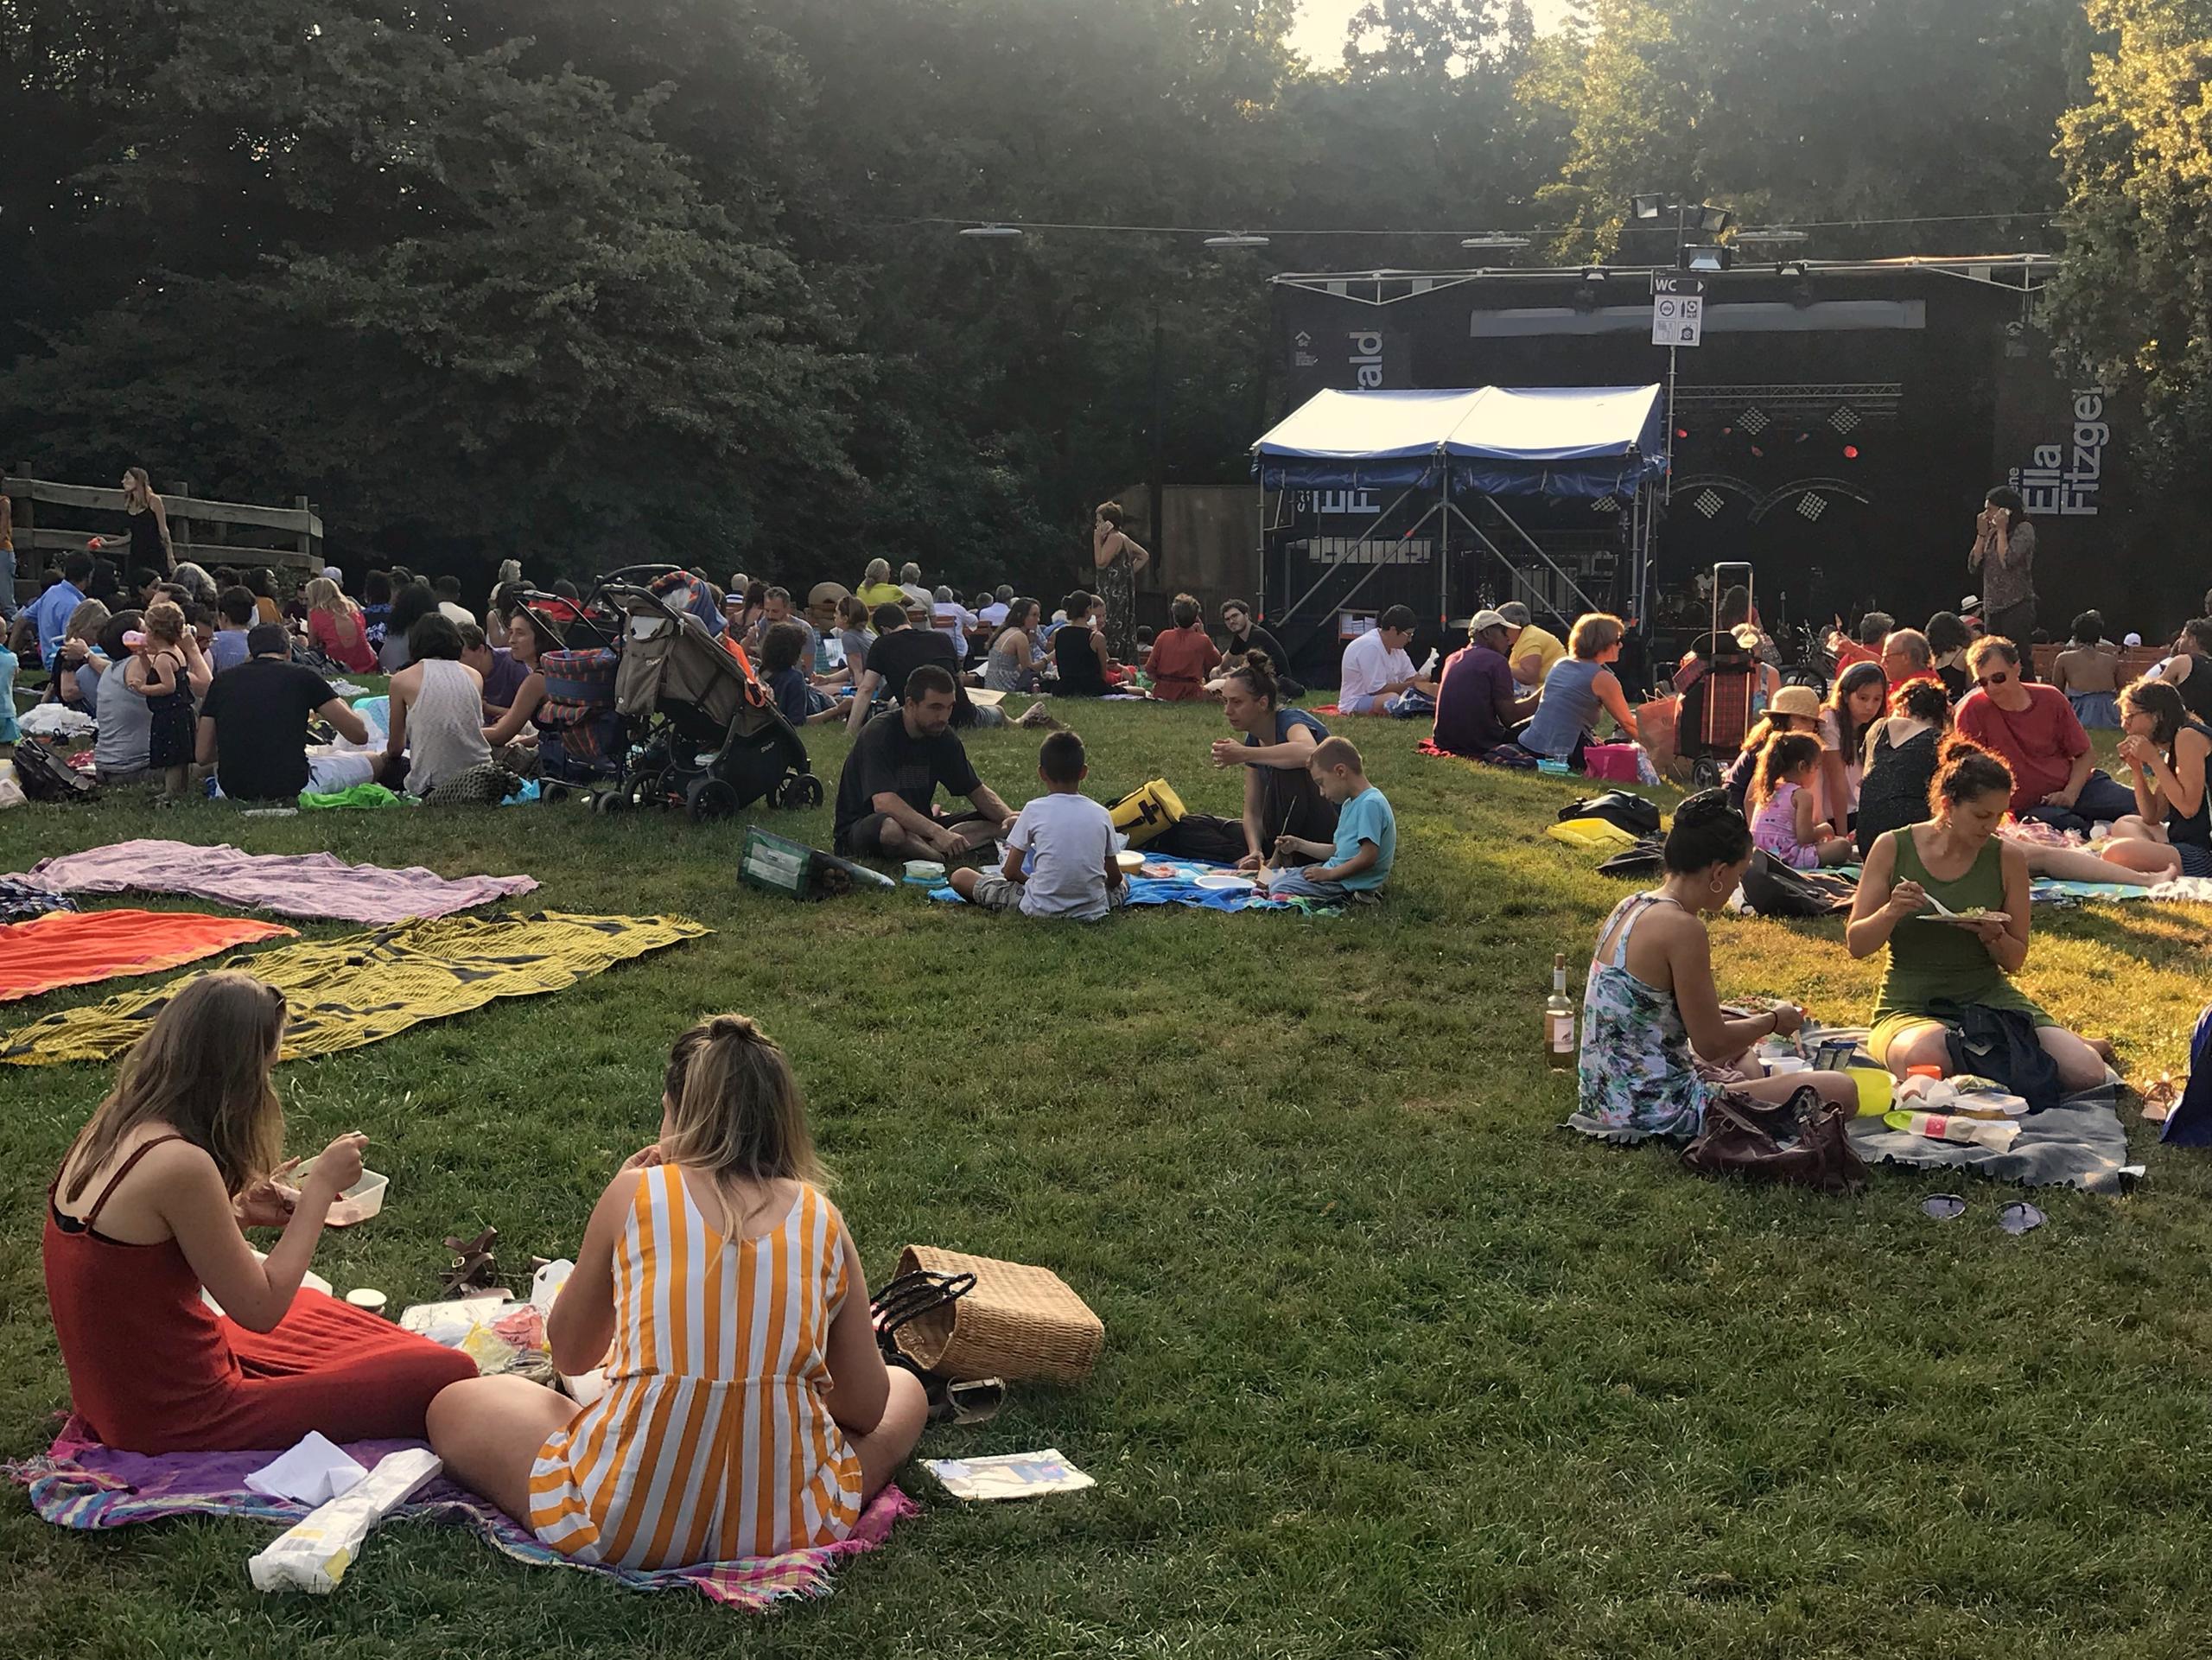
(1194, 873), (1252, 891)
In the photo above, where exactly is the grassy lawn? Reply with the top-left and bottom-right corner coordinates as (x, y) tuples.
(4, 703), (2211, 1658)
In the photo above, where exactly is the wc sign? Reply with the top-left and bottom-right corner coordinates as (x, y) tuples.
(1650, 274), (1705, 347)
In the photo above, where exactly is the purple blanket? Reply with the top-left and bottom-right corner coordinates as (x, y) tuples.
(11, 840), (537, 925)
(9, 1421), (916, 1608)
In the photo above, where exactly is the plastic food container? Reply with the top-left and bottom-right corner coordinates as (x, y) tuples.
(902, 860), (946, 884)
(1765, 1056), (1810, 1076)
(1116, 851), (1144, 873)
(296, 1163), (388, 1225)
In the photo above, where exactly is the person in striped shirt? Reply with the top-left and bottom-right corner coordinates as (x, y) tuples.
(428, 1016), (926, 1568)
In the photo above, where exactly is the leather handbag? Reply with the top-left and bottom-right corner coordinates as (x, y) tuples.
(1681, 1084), (1868, 1193)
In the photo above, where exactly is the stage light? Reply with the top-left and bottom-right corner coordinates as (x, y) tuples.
(1844, 445), (1859, 460)
(1204, 233), (1270, 248)
(1580, 266), (1609, 282)
(1460, 232), (1531, 250)
(1682, 245), (1733, 272)
(1631, 194), (1666, 222)
(959, 223), (1024, 239)
(1694, 205), (1734, 234)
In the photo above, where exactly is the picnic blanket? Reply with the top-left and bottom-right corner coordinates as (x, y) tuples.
(925, 855), (1343, 914)
(0, 877), (74, 924)
(5, 1423), (915, 1609)
(0, 910), (295, 1003)
(0, 912), (709, 1065)
(9, 840), (537, 925)
(1568, 1023), (2135, 1193)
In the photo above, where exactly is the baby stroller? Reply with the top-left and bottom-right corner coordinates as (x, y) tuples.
(1673, 563), (1765, 789)
(598, 577), (820, 821)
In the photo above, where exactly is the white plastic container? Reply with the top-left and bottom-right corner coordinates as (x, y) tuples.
(1764, 1056), (1811, 1077)
(296, 1162), (388, 1226)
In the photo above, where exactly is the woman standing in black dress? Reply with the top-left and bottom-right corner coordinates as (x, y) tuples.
(121, 467), (174, 577)
(1090, 501), (1149, 659)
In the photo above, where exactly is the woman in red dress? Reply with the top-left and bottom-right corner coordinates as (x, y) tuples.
(43, 972), (474, 1453)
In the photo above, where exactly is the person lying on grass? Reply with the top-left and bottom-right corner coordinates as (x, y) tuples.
(833, 663), (1014, 861)
(1262, 735), (1395, 903)
(1847, 737), (2111, 1090)
(1575, 792), (1858, 1142)
(43, 972), (474, 1453)
(427, 1014), (926, 1570)
(950, 730), (1127, 919)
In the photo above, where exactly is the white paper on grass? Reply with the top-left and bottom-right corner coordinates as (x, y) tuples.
(248, 1447), (442, 1593)
(923, 1449), (1095, 1501)
(245, 1431), (366, 1505)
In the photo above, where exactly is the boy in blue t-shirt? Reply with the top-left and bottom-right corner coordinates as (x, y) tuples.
(1262, 735), (1395, 902)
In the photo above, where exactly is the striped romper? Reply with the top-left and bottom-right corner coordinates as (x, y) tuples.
(527, 1168), (863, 1568)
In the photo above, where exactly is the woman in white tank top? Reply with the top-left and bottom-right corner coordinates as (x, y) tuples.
(384, 613), (492, 795)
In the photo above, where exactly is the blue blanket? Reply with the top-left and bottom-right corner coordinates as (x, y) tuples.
(926, 856), (1340, 915)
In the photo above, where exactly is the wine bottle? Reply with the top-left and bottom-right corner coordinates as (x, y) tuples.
(1545, 951), (1575, 1070)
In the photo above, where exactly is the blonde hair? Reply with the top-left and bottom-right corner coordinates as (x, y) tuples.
(64, 599), (111, 645)
(1568, 613), (1625, 659)
(142, 599), (186, 646)
(303, 576), (357, 620)
(60, 973), (287, 1204)
(658, 1015), (823, 1186)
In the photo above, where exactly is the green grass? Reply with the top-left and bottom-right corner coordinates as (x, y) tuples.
(3, 704), (2211, 1659)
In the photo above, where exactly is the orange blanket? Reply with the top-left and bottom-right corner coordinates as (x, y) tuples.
(0, 910), (295, 1003)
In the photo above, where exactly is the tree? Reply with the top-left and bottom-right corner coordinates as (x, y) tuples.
(2049, 0), (2212, 475)
(0, 0), (857, 572)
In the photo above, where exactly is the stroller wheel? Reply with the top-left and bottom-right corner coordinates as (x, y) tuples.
(1689, 758), (1723, 790)
(772, 773), (824, 811)
(623, 768), (666, 811)
(686, 776), (739, 823)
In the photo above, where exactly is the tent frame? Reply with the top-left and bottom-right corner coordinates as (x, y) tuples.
(1252, 386), (1663, 642)
(1258, 479), (1647, 637)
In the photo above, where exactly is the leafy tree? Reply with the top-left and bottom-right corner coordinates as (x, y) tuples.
(0, 0), (856, 574)
(2049, 0), (2212, 474)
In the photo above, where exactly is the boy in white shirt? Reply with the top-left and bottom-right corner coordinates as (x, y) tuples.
(949, 731), (1127, 920)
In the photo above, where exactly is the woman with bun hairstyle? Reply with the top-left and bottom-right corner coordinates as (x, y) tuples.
(1847, 738), (2108, 1087)
(1573, 792), (1859, 1141)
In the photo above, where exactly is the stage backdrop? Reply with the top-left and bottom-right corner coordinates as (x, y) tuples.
(1268, 264), (2205, 653)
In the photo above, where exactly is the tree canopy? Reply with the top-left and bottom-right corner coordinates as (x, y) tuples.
(1, 0), (2186, 587)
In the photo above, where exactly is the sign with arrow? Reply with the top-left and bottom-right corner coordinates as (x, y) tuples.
(1650, 274), (1705, 347)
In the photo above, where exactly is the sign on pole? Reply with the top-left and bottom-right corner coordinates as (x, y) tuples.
(1650, 273), (1705, 347)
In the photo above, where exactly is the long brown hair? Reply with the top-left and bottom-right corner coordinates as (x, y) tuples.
(61, 973), (287, 1202)
(658, 1014), (823, 1186)
(123, 467), (156, 511)
(1748, 731), (1821, 812)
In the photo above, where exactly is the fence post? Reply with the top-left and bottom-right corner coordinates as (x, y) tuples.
(16, 463), (32, 575)
(168, 480), (194, 564)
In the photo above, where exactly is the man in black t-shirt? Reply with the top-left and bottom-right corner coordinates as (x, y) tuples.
(845, 602), (1004, 733)
(834, 665), (1014, 858)
(196, 624), (373, 800)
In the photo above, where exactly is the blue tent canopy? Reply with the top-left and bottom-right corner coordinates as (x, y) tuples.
(1251, 385), (1667, 499)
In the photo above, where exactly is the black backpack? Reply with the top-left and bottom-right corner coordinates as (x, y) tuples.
(12, 742), (100, 805)
(1740, 849), (1853, 918)
(1558, 791), (1662, 839)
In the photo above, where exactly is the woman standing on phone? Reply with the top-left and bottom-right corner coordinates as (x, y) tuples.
(1968, 486), (2035, 657)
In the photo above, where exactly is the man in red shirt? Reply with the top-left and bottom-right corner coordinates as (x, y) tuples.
(1827, 610), (1891, 672)
(1953, 636), (2135, 830)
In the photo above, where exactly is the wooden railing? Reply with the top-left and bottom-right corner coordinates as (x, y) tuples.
(6, 468), (323, 586)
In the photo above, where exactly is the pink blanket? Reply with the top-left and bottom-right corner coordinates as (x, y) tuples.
(11, 840), (537, 925)
(8, 1418), (916, 1608)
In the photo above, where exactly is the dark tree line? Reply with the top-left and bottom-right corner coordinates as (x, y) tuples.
(1, 0), (2187, 588)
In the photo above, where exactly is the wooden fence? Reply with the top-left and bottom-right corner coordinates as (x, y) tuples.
(6, 469), (322, 599)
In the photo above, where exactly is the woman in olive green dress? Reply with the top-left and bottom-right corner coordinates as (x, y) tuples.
(1847, 739), (2107, 1091)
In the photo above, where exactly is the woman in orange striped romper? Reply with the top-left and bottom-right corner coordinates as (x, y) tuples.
(427, 1016), (927, 1567)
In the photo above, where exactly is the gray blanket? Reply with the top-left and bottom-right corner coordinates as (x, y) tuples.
(1847, 1084), (2137, 1193)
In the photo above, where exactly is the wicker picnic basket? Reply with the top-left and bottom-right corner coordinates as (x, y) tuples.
(890, 1245), (1103, 1386)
